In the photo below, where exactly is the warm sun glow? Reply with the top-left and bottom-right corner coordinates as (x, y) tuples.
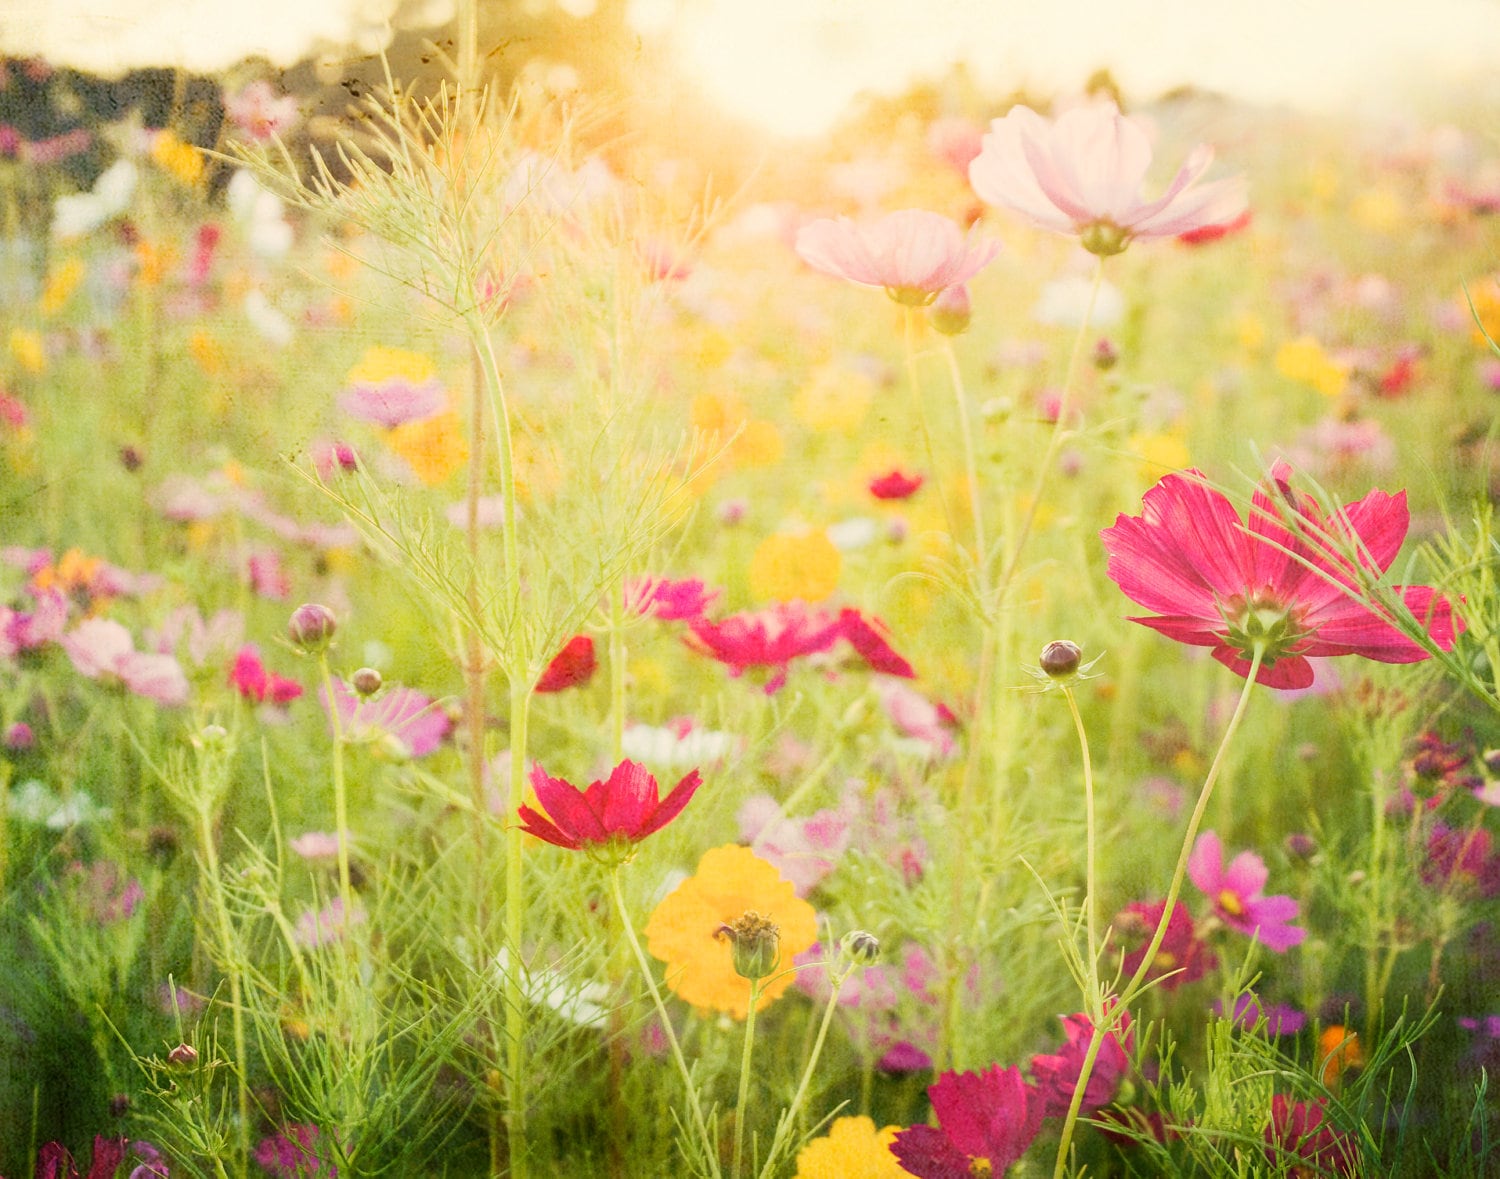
(630, 0), (1500, 138)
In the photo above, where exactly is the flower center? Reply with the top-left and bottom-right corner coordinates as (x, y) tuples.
(1217, 889), (1245, 917)
(885, 285), (939, 307)
(1220, 591), (1307, 666)
(1079, 220), (1130, 257)
(968, 1159), (994, 1178)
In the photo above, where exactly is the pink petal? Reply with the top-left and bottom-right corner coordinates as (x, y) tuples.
(529, 763), (607, 844)
(1188, 830), (1224, 893)
(1221, 850), (1269, 898)
(639, 769), (703, 838)
(598, 760), (658, 835)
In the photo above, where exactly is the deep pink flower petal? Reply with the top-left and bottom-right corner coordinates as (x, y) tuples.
(889, 1124), (973, 1179)
(1244, 894), (1306, 952)
(528, 763), (608, 844)
(597, 760), (657, 835)
(638, 769), (703, 838)
(1212, 645), (1316, 689)
(516, 804), (581, 850)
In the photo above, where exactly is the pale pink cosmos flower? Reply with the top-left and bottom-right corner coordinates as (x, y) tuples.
(320, 678), (451, 759)
(224, 81), (300, 143)
(795, 209), (1000, 306)
(1189, 830), (1305, 952)
(738, 793), (853, 895)
(62, 619), (189, 706)
(969, 102), (1248, 256)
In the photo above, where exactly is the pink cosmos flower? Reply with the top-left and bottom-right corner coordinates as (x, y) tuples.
(1030, 1008), (1134, 1119)
(839, 608), (916, 678)
(1422, 823), (1500, 898)
(229, 645), (303, 705)
(625, 576), (721, 622)
(1100, 463), (1461, 689)
(7, 588), (68, 650)
(295, 897), (365, 949)
(518, 759), (702, 854)
(687, 602), (844, 694)
(338, 377), (444, 429)
(1188, 831), (1305, 952)
(289, 831), (343, 861)
(225, 80), (300, 143)
(1219, 994), (1307, 1037)
(320, 679), (451, 758)
(969, 102), (1248, 256)
(62, 619), (189, 706)
(891, 1064), (1044, 1177)
(35, 1135), (127, 1179)
(794, 208), (999, 306)
(1264, 1095), (1359, 1176)
(876, 678), (959, 759)
(738, 793), (852, 894)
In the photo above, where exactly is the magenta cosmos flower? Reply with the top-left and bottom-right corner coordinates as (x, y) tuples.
(518, 759), (702, 856)
(1264, 1095), (1359, 1176)
(1030, 1008), (1134, 1119)
(794, 209), (999, 306)
(969, 102), (1247, 256)
(1100, 463), (1460, 690)
(891, 1064), (1044, 1177)
(1189, 831), (1305, 953)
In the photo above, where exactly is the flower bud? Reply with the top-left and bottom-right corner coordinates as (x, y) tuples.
(1284, 832), (1317, 861)
(288, 603), (337, 653)
(930, 283), (972, 335)
(1039, 639), (1083, 679)
(198, 723), (229, 746)
(839, 929), (881, 967)
(167, 1043), (199, 1067)
(1092, 337), (1118, 370)
(4, 721), (33, 751)
(350, 667), (383, 697)
(716, 911), (781, 981)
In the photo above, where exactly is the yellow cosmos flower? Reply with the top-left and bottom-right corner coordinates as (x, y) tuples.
(1466, 280), (1500, 348)
(134, 240), (176, 288)
(1350, 185), (1403, 234)
(150, 131), (205, 188)
(731, 419), (784, 468)
(794, 1116), (906, 1179)
(793, 363), (873, 434)
(387, 410), (469, 485)
(347, 346), (437, 386)
(40, 258), (85, 316)
(1128, 430), (1191, 481)
(189, 331), (226, 376)
(643, 844), (818, 1019)
(8, 329), (44, 374)
(749, 530), (841, 603)
(1275, 335), (1348, 399)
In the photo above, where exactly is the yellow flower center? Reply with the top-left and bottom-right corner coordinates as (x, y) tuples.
(968, 1159), (993, 1178)
(1218, 889), (1245, 917)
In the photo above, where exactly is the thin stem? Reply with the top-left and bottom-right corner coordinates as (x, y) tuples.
(1061, 684), (1102, 1020)
(759, 968), (849, 1179)
(1051, 646), (1264, 1179)
(196, 799), (250, 1179)
(902, 305), (960, 540)
(732, 977), (762, 1179)
(608, 869), (720, 1177)
(939, 336), (987, 567)
(316, 654), (356, 927)
(504, 679), (531, 1179)
(610, 582), (627, 763)
(999, 257), (1103, 594)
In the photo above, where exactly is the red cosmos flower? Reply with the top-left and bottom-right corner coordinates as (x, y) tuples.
(1176, 208), (1253, 246)
(536, 634), (597, 693)
(1100, 463), (1460, 689)
(35, 1136), (127, 1179)
(518, 759), (702, 857)
(891, 1064), (1044, 1177)
(229, 644), (303, 705)
(1030, 1008), (1134, 1119)
(1264, 1095), (1359, 1176)
(1116, 899), (1216, 990)
(868, 469), (924, 500)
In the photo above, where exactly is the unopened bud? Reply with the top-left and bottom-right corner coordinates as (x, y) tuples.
(1285, 832), (1317, 861)
(716, 911), (781, 981)
(930, 283), (972, 335)
(5, 721), (33, 750)
(199, 724), (228, 746)
(839, 929), (881, 967)
(288, 603), (337, 654)
(1039, 639), (1083, 679)
(1092, 337), (1118, 370)
(350, 667), (383, 697)
(167, 1043), (199, 1067)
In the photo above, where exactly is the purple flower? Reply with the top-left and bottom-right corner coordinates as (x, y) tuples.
(1217, 994), (1307, 1037)
(320, 679), (451, 759)
(1188, 831), (1306, 952)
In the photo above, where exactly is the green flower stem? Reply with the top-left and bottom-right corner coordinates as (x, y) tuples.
(195, 790), (250, 1179)
(607, 584), (628, 1177)
(759, 966), (849, 1179)
(732, 977), (762, 1179)
(999, 257), (1103, 595)
(315, 653), (356, 930)
(902, 305), (960, 540)
(1051, 645), (1264, 1179)
(939, 336), (988, 569)
(1060, 683), (1102, 1020)
(610, 581), (627, 763)
(607, 868), (720, 1177)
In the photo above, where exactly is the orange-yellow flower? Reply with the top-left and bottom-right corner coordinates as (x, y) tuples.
(794, 1116), (906, 1179)
(749, 530), (841, 603)
(1275, 336), (1348, 399)
(39, 258), (84, 316)
(386, 411), (468, 485)
(644, 844), (818, 1019)
(150, 130), (204, 188)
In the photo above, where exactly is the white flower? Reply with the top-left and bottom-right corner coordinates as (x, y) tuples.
(621, 722), (736, 769)
(494, 949), (610, 1029)
(52, 159), (137, 239)
(244, 289), (293, 346)
(226, 169), (294, 257)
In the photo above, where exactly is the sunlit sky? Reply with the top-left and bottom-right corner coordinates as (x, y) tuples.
(3, 0), (1499, 136)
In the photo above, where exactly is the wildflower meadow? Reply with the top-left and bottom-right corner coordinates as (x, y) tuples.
(4, 8), (1500, 1177)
